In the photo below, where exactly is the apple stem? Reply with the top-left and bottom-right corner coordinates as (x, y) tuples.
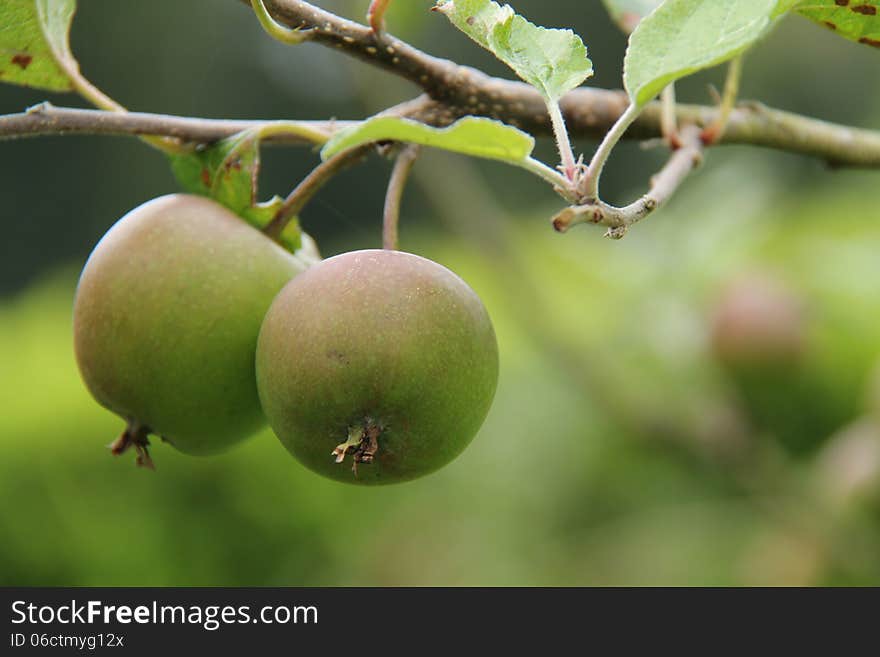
(263, 144), (373, 243)
(108, 422), (155, 470)
(383, 144), (420, 250)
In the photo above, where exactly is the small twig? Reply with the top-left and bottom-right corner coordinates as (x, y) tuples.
(251, 0), (313, 44)
(553, 124), (704, 236)
(701, 56), (743, 145)
(382, 144), (420, 250)
(263, 144), (373, 241)
(367, 0), (392, 35)
(660, 84), (681, 149)
(581, 102), (642, 199)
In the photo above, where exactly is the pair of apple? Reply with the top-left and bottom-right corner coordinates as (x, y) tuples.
(73, 195), (499, 484)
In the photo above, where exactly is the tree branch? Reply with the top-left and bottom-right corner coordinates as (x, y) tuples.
(4, 97), (880, 174)
(4, 0), (880, 171)
(1, 2), (878, 170)
(0, 102), (350, 144)
(552, 124), (705, 237)
(239, 0), (880, 169)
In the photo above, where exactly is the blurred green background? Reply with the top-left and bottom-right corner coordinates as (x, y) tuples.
(2, 0), (880, 586)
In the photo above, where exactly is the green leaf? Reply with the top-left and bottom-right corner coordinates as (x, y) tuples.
(321, 115), (535, 162)
(624, 0), (800, 107)
(433, 0), (592, 102)
(168, 129), (301, 252)
(601, 0), (664, 34)
(796, 1), (880, 51)
(0, 0), (78, 91)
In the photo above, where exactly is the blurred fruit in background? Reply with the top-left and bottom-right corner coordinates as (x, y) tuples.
(709, 272), (832, 455)
(711, 273), (806, 370)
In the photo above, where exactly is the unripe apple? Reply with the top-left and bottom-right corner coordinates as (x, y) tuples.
(74, 194), (310, 466)
(710, 273), (807, 369)
(256, 249), (499, 485)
